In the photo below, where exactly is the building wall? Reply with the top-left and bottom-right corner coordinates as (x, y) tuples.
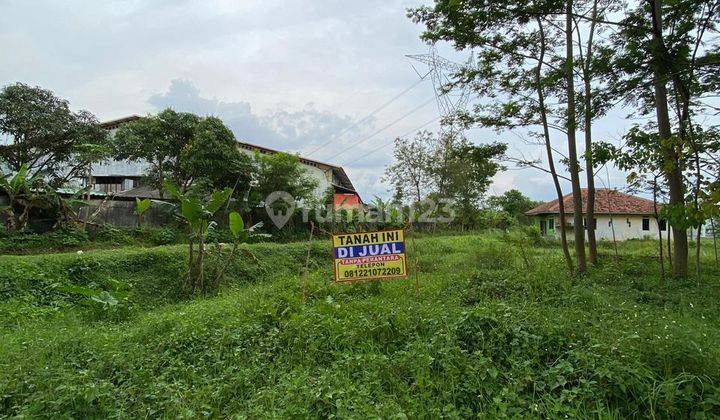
(538, 214), (671, 241)
(78, 147), (334, 199)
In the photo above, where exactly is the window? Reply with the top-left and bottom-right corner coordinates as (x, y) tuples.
(642, 218), (650, 231)
(659, 219), (667, 231)
(548, 218), (554, 230)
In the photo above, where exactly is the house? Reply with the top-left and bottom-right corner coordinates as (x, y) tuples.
(525, 188), (668, 241)
(88, 115), (361, 206)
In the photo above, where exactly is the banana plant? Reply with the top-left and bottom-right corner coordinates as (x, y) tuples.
(164, 180), (234, 293)
(135, 198), (152, 227)
(0, 165), (45, 231)
(209, 212), (269, 286)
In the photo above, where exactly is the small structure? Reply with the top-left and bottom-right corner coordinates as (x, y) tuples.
(525, 189), (667, 241)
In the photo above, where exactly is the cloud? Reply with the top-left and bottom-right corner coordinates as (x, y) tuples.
(3, 0), (641, 202)
(147, 79), (397, 198)
(148, 79), (377, 152)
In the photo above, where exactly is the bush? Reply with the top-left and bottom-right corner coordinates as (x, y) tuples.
(135, 226), (183, 245)
(0, 228), (90, 253)
(1, 234), (719, 417)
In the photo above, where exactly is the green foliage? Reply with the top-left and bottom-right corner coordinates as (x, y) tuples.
(247, 152), (318, 211)
(0, 226), (190, 253)
(229, 211), (244, 239)
(135, 198), (151, 215)
(383, 130), (436, 203)
(0, 228), (90, 253)
(0, 164), (51, 231)
(112, 109), (251, 197)
(0, 83), (108, 185)
(134, 198), (152, 227)
(0, 235), (719, 416)
(487, 189), (540, 225)
(0, 236), (720, 418)
(164, 180), (237, 294)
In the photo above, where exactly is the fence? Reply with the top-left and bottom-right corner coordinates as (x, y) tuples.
(77, 199), (174, 228)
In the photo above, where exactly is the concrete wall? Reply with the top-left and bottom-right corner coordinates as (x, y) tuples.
(77, 200), (174, 228)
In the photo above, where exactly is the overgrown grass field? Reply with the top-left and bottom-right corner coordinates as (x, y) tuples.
(1, 234), (719, 417)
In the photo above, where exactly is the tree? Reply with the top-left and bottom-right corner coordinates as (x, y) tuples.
(247, 152), (318, 212)
(383, 131), (435, 204)
(435, 138), (507, 228)
(564, 0), (589, 273)
(487, 189), (541, 225)
(135, 198), (152, 228)
(408, 0), (576, 273)
(180, 116), (252, 196)
(112, 109), (250, 197)
(0, 83), (108, 185)
(594, 129), (671, 286)
(164, 180), (232, 294)
(0, 165), (42, 231)
(609, 0), (720, 277)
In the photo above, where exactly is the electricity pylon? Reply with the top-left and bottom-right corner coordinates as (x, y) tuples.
(406, 45), (473, 135)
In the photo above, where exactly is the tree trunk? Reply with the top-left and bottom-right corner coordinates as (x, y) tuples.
(17, 202), (32, 231)
(696, 225), (702, 282)
(653, 178), (665, 287)
(566, 0), (587, 274)
(188, 238), (195, 292)
(3, 206), (16, 231)
(650, 0), (688, 277)
(536, 17), (573, 275)
(198, 229), (205, 294)
(84, 166), (92, 229)
(583, 0), (599, 265)
(711, 218), (718, 268)
(667, 226), (673, 270)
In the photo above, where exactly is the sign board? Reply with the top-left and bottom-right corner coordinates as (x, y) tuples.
(332, 229), (408, 283)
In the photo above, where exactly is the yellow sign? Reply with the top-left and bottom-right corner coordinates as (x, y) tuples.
(332, 229), (408, 283)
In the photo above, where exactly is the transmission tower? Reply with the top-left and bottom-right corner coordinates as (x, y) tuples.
(406, 45), (473, 134)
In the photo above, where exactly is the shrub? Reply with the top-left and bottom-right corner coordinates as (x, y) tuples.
(0, 228), (90, 253)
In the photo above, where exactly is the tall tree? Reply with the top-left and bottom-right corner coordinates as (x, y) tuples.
(565, 0), (588, 273)
(436, 138), (507, 228)
(487, 189), (541, 225)
(248, 152), (318, 211)
(383, 131), (435, 204)
(574, 0), (618, 265)
(112, 109), (198, 196)
(112, 109), (250, 197)
(409, 0), (576, 273)
(610, 0), (720, 277)
(0, 83), (107, 185)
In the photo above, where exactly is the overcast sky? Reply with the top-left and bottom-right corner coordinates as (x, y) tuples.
(1, 0), (641, 201)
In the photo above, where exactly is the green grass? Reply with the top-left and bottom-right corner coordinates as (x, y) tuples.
(1, 234), (719, 417)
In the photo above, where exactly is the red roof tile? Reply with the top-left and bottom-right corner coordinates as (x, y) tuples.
(525, 189), (659, 216)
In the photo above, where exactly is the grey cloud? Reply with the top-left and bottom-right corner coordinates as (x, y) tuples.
(148, 78), (375, 154)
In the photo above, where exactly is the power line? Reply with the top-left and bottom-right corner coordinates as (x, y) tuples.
(341, 115), (442, 167)
(321, 96), (437, 163)
(305, 74), (430, 157)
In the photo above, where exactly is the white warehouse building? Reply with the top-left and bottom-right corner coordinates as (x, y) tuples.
(87, 116), (360, 207)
